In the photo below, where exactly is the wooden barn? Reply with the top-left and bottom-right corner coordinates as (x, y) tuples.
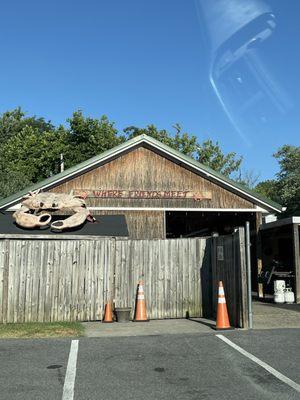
(0, 134), (282, 239)
(0, 135), (283, 324)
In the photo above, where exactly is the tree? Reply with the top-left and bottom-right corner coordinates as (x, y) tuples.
(255, 179), (279, 201)
(0, 110), (124, 199)
(124, 124), (199, 156)
(124, 124), (176, 148)
(0, 125), (68, 187)
(0, 108), (61, 198)
(196, 140), (242, 177)
(234, 169), (260, 189)
(255, 145), (300, 216)
(65, 111), (123, 166)
(0, 170), (32, 199)
(124, 124), (242, 176)
(172, 124), (198, 157)
(274, 145), (300, 216)
(0, 109), (245, 199)
(0, 107), (54, 144)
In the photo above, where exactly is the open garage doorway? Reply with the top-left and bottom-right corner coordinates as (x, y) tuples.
(166, 211), (258, 292)
(165, 211), (256, 238)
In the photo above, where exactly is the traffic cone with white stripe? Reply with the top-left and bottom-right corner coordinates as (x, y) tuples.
(216, 281), (231, 330)
(133, 280), (149, 322)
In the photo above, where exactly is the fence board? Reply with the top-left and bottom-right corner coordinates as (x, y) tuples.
(0, 241), (6, 322)
(0, 241), (3, 322)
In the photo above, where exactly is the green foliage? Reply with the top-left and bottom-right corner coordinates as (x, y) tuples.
(66, 111), (123, 166)
(124, 124), (241, 175)
(0, 126), (68, 185)
(275, 145), (300, 216)
(0, 108), (244, 200)
(1, 107), (298, 218)
(0, 170), (32, 199)
(0, 107), (54, 144)
(255, 145), (300, 216)
(0, 110), (123, 198)
(255, 179), (280, 201)
(124, 124), (176, 148)
(124, 124), (198, 157)
(172, 124), (198, 157)
(0, 108), (59, 198)
(196, 140), (242, 177)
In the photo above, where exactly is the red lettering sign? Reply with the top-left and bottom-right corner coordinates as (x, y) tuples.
(74, 189), (212, 201)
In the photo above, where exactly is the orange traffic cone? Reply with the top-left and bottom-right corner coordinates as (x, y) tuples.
(134, 280), (149, 322)
(103, 301), (114, 323)
(216, 281), (231, 330)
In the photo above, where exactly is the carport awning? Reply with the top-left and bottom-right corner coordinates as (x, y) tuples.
(0, 213), (129, 237)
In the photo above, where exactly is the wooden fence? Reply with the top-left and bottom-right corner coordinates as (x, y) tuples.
(0, 236), (210, 323)
(0, 231), (248, 326)
(0, 238), (115, 323)
(114, 238), (210, 319)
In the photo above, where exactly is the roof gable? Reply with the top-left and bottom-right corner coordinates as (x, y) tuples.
(0, 134), (282, 212)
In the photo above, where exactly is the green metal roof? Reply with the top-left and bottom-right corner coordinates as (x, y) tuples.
(0, 134), (282, 212)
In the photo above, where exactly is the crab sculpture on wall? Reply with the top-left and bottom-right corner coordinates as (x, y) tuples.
(13, 190), (95, 231)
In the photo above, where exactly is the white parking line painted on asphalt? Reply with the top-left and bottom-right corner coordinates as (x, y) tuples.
(62, 340), (79, 400)
(216, 334), (300, 394)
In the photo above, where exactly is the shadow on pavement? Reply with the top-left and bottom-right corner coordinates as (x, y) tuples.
(188, 317), (216, 330)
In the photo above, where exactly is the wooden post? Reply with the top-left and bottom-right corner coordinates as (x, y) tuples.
(233, 228), (248, 329)
(112, 238), (117, 307)
(256, 213), (264, 299)
(292, 224), (300, 304)
(2, 240), (9, 324)
(210, 236), (217, 318)
(163, 211), (167, 239)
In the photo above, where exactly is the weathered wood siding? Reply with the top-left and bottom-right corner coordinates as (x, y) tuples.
(0, 239), (114, 323)
(92, 210), (165, 239)
(114, 238), (209, 319)
(0, 237), (210, 323)
(50, 146), (255, 210)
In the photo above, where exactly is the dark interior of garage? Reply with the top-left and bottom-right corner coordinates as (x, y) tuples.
(260, 224), (296, 295)
(166, 211), (256, 238)
(166, 211), (259, 291)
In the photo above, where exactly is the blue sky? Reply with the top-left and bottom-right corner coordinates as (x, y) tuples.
(0, 0), (299, 181)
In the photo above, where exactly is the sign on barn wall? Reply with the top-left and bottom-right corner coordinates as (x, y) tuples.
(73, 189), (212, 202)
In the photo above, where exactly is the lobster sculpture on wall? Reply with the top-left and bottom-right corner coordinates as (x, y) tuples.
(13, 190), (95, 231)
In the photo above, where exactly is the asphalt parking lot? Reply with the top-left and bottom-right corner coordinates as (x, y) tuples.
(0, 338), (70, 400)
(0, 328), (299, 400)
